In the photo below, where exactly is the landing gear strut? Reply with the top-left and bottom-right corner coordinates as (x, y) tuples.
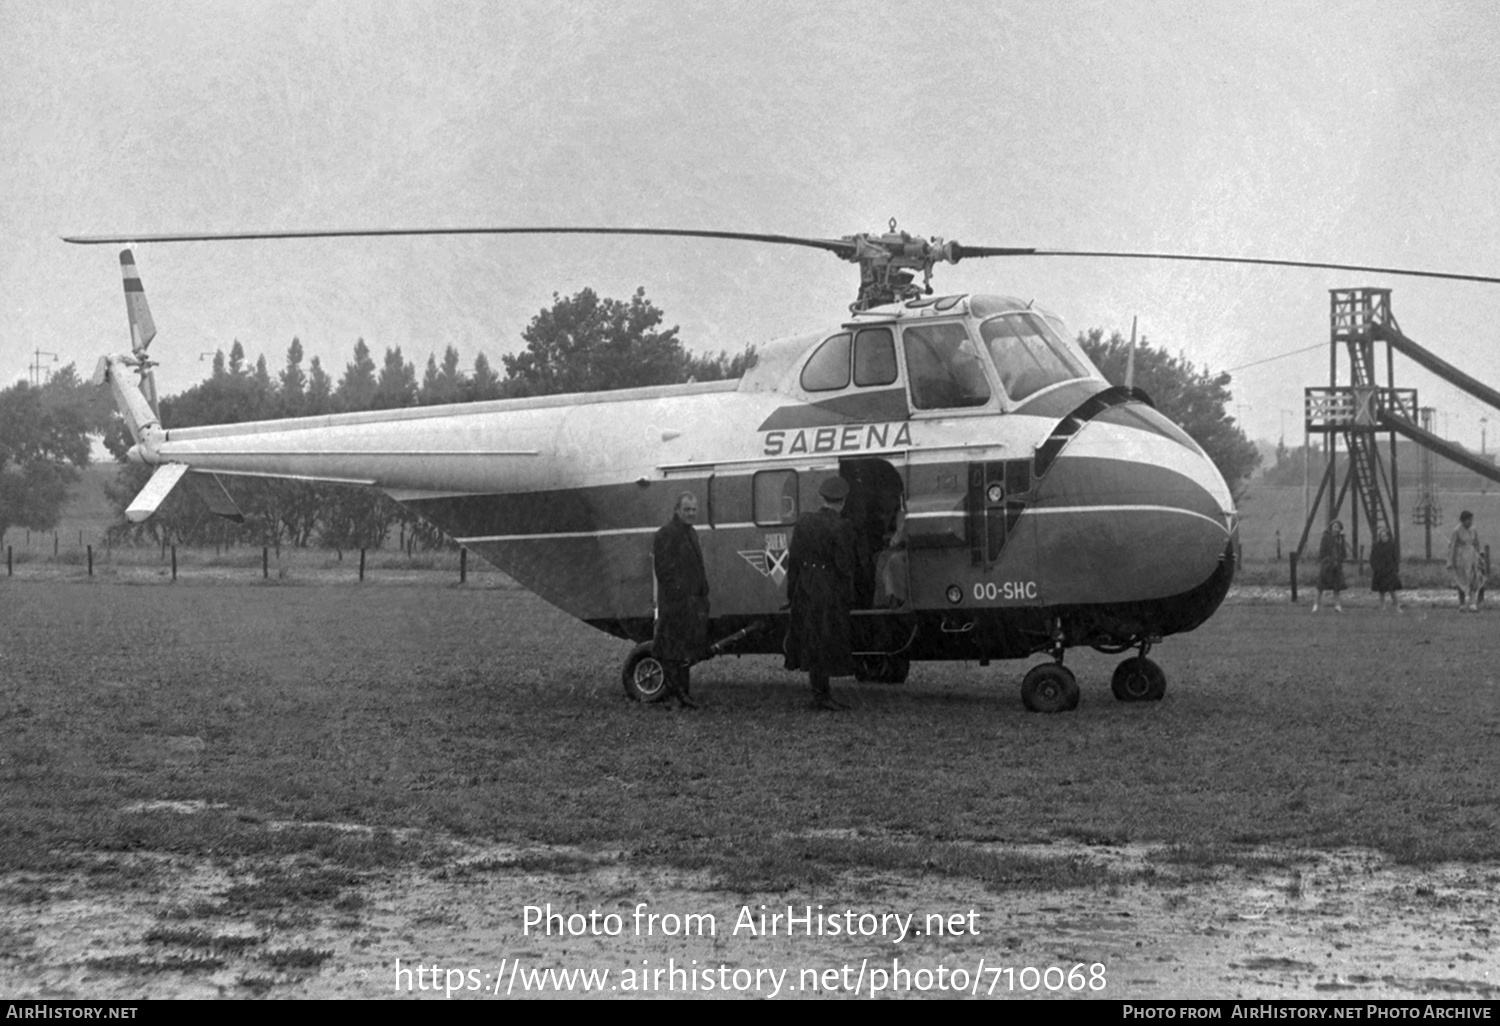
(1021, 620), (1080, 713)
(620, 622), (764, 703)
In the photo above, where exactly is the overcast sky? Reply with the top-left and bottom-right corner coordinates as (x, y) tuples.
(3, 0), (1498, 451)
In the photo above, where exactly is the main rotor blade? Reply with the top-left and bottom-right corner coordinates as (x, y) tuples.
(63, 228), (1500, 286)
(61, 225), (857, 257)
(957, 246), (1500, 286)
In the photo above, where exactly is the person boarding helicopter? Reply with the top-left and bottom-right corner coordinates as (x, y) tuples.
(784, 477), (860, 711)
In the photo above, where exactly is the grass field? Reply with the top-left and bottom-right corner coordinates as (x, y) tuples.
(4, 577), (1496, 879)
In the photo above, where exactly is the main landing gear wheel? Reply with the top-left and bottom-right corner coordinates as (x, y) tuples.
(1021, 663), (1080, 713)
(854, 655), (911, 684)
(1111, 656), (1166, 702)
(621, 642), (669, 703)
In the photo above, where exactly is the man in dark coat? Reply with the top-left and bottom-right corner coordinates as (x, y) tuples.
(784, 476), (858, 710)
(653, 491), (708, 708)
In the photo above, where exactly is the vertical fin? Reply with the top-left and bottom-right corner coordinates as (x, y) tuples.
(121, 249), (157, 353)
(1124, 315), (1138, 390)
(120, 248), (160, 415)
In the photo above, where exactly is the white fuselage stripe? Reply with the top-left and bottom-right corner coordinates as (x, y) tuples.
(1026, 504), (1231, 535)
(456, 505), (1227, 544)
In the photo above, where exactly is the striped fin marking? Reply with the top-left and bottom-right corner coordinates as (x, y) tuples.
(120, 249), (156, 353)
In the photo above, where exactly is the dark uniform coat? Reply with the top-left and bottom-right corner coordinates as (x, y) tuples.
(1369, 538), (1402, 593)
(783, 507), (858, 677)
(653, 516), (709, 662)
(1317, 529), (1348, 591)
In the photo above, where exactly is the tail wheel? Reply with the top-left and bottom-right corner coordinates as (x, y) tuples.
(1111, 656), (1166, 702)
(1021, 663), (1080, 713)
(621, 642), (669, 703)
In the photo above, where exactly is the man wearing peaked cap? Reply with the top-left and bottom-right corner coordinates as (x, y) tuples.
(784, 475), (858, 710)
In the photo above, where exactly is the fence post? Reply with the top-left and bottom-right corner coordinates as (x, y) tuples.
(359, 548), (366, 582)
(54, 532), (59, 556)
(6, 545), (11, 577)
(1289, 552), (1298, 603)
(88, 545), (93, 577)
(171, 545), (177, 581)
(263, 546), (269, 579)
(460, 547), (467, 584)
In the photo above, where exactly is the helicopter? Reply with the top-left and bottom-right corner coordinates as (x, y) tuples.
(64, 223), (1500, 711)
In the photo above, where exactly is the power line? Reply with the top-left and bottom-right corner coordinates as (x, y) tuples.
(1225, 343), (1323, 373)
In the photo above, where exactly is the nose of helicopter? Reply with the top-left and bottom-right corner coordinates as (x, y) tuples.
(1028, 403), (1236, 604)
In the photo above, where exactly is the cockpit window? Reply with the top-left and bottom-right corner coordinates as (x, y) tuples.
(853, 328), (897, 387)
(979, 313), (1093, 401)
(902, 322), (991, 410)
(800, 333), (851, 392)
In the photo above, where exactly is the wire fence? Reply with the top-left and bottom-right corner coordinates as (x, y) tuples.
(2, 531), (510, 587)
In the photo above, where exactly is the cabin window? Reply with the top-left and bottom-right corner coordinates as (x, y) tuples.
(853, 327), (898, 387)
(753, 469), (799, 526)
(800, 333), (851, 392)
(979, 313), (1093, 401)
(902, 322), (991, 410)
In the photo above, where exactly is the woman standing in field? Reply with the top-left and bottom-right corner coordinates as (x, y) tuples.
(1370, 526), (1403, 612)
(1313, 519), (1347, 613)
(1447, 510), (1483, 612)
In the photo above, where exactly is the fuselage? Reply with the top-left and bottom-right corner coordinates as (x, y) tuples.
(134, 293), (1238, 662)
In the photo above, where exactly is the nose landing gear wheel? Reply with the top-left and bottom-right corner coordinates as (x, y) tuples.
(622, 642), (670, 703)
(1021, 663), (1080, 713)
(1111, 656), (1166, 701)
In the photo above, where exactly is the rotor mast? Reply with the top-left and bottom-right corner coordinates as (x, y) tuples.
(841, 219), (961, 311)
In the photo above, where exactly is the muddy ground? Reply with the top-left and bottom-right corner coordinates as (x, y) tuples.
(3, 816), (1495, 1000)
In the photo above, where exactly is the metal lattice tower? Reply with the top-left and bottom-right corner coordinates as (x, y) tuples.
(1298, 289), (1416, 565)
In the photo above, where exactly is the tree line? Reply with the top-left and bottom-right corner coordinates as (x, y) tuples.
(1076, 327), (1261, 499)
